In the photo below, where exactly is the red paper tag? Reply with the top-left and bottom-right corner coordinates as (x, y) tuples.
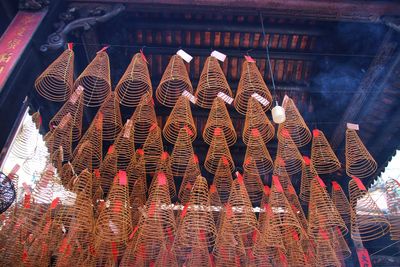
(357, 248), (372, 267)
(235, 255), (241, 267)
(352, 176), (367, 191)
(209, 253), (215, 267)
(67, 42), (73, 50)
(43, 219), (52, 234)
(149, 262), (155, 267)
(288, 185), (296, 195)
(59, 237), (69, 253)
(113, 200), (122, 213)
(181, 203), (189, 218)
(148, 202), (156, 217)
(225, 204), (233, 218)
(292, 230), (299, 241)
(111, 242), (118, 261)
(312, 129), (320, 138)
(158, 172), (167, 186)
(273, 175), (283, 192)
(303, 156), (311, 166)
(185, 182), (192, 190)
(251, 128), (260, 137)
(94, 169), (100, 179)
(244, 55), (256, 63)
(9, 164), (20, 177)
(214, 127), (222, 136)
(150, 123), (157, 131)
(210, 184), (217, 193)
(129, 226), (139, 240)
(140, 48), (148, 64)
(280, 128), (291, 138)
(263, 185), (270, 196)
(50, 197), (60, 209)
(236, 171), (244, 185)
(199, 230), (206, 241)
(279, 250), (288, 266)
(193, 154), (199, 164)
(277, 157), (286, 166)
(161, 152), (169, 160)
(24, 194), (31, 208)
(22, 249), (28, 262)
(166, 227), (174, 242)
(107, 145), (115, 154)
(264, 204), (273, 216)
(315, 176), (326, 187)
(184, 125), (193, 136)
(97, 45), (109, 54)
(118, 170), (127, 186)
(331, 181), (341, 191)
(244, 157), (251, 166)
(252, 230), (258, 242)
(291, 204), (298, 213)
(247, 248), (255, 260)
(319, 228), (329, 240)
(222, 156), (229, 166)
(137, 148), (144, 156)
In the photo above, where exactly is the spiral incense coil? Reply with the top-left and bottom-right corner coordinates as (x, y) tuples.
(256, 205), (285, 251)
(178, 154), (201, 204)
(149, 152), (176, 199)
(170, 128), (195, 177)
(258, 185), (271, 231)
(209, 184), (222, 228)
(195, 56), (233, 109)
(11, 116), (38, 159)
(61, 162), (76, 188)
(155, 246), (179, 267)
(50, 146), (63, 176)
(314, 231), (341, 267)
(130, 93), (158, 144)
(330, 227), (351, 260)
(71, 141), (93, 174)
(74, 51), (111, 107)
(331, 181), (351, 226)
(311, 129), (340, 174)
(114, 119), (135, 170)
(283, 181), (309, 231)
(277, 96), (311, 147)
(213, 158), (233, 204)
(242, 164), (264, 205)
(163, 96), (196, 144)
(95, 92), (123, 141)
(99, 145), (118, 193)
(94, 171), (132, 243)
(203, 97), (236, 146)
(205, 129), (235, 174)
(307, 177), (348, 241)
(183, 241), (213, 267)
(299, 156), (318, 203)
(115, 53), (152, 107)
(244, 128), (273, 176)
(143, 124), (164, 173)
(282, 233), (309, 267)
(349, 177), (390, 241)
(345, 129), (377, 179)
(385, 179), (400, 240)
(35, 48), (74, 102)
(130, 174), (147, 226)
(45, 113), (73, 161)
(127, 149), (146, 193)
(253, 235), (281, 267)
(156, 55), (193, 107)
(234, 60), (272, 114)
(276, 130), (304, 175)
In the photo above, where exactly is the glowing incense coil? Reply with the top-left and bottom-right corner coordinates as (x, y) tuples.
(149, 152), (176, 199)
(45, 113), (73, 161)
(385, 179), (400, 240)
(299, 156), (318, 203)
(156, 55), (193, 107)
(243, 97), (275, 145)
(74, 51), (111, 107)
(205, 129), (235, 174)
(163, 95), (196, 144)
(311, 129), (340, 174)
(35, 47), (74, 102)
(178, 154), (201, 204)
(115, 53), (152, 107)
(276, 130), (304, 175)
(99, 145), (118, 193)
(349, 177), (390, 241)
(203, 97), (236, 146)
(195, 56), (233, 109)
(114, 119), (135, 170)
(244, 128), (273, 176)
(143, 124), (164, 173)
(170, 128), (195, 177)
(213, 158), (233, 204)
(345, 129), (377, 179)
(234, 60), (272, 114)
(242, 164), (264, 205)
(95, 92), (122, 141)
(331, 181), (351, 226)
(209, 184), (222, 228)
(130, 93), (157, 144)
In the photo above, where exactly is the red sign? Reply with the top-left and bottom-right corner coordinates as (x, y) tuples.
(357, 248), (372, 267)
(0, 11), (47, 89)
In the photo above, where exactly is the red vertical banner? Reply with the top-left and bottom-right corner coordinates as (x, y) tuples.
(357, 248), (372, 267)
(0, 11), (47, 90)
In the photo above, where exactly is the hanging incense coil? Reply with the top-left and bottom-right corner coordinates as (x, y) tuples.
(11, 115), (39, 159)
(155, 246), (179, 267)
(130, 173), (147, 226)
(170, 128), (195, 176)
(253, 234), (281, 267)
(99, 145), (118, 193)
(203, 97), (236, 146)
(149, 152), (176, 199)
(311, 129), (341, 174)
(143, 124), (164, 173)
(35, 47), (74, 102)
(95, 92), (123, 141)
(330, 226), (351, 260)
(349, 177), (390, 241)
(45, 113), (73, 161)
(256, 205), (286, 252)
(234, 60), (272, 114)
(183, 241), (213, 267)
(213, 158), (233, 204)
(276, 131), (304, 175)
(178, 154), (201, 204)
(345, 129), (377, 179)
(307, 177), (348, 241)
(299, 156), (318, 203)
(244, 128), (273, 176)
(195, 56), (233, 109)
(277, 96), (311, 147)
(331, 181), (351, 226)
(258, 185), (271, 231)
(385, 179), (400, 240)
(314, 230), (341, 267)
(209, 184), (222, 228)
(205, 129), (235, 174)
(115, 53), (152, 107)
(163, 95), (196, 144)
(242, 164), (264, 205)
(74, 51), (111, 107)
(282, 232), (308, 267)
(130, 93), (157, 144)
(156, 55), (193, 107)
(283, 181), (309, 231)
(114, 119), (135, 170)
(71, 140), (93, 174)
(127, 149), (146, 193)
(243, 97), (275, 145)
(60, 161), (76, 188)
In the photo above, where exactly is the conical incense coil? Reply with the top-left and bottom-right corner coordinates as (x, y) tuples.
(95, 239), (127, 262)
(195, 56), (233, 109)
(170, 128), (195, 176)
(234, 60), (272, 114)
(311, 129), (340, 174)
(99, 145), (118, 193)
(385, 179), (400, 240)
(205, 129), (235, 174)
(130, 173), (147, 226)
(74, 51), (111, 107)
(349, 176), (390, 241)
(178, 154), (201, 204)
(329, 226), (351, 260)
(156, 55), (193, 107)
(258, 185), (271, 231)
(143, 124), (164, 173)
(155, 246), (179, 267)
(35, 47), (74, 102)
(243, 97), (275, 145)
(45, 113), (73, 161)
(256, 205), (285, 251)
(307, 177), (348, 241)
(71, 140), (93, 175)
(127, 149), (146, 193)
(149, 152), (176, 199)
(114, 119), (135, 170)
(242, 165), (264, 205)
(50, 146), (64, 176)
(314, 229), (341, 267)
(284, 182), (309, 231)
(95, 91), (122, 141)
(331, 181), (351, 226)
(60, 162), (76, 188)
(277, 96), (311, 147)
(253, 235), (281, 267)
(209, 184), (222, 228)
(130, 93), (157, 144)
(163, 95), (196, 144)
(94, 170), (132, 243)
(213, 157), (233, 204)
(49, 86), (84, 142)
(244, 128), (273, 176)
(183, 241), (213, 267)
(301, 239), (318, 267)
(345, 129), (377, 179)
(276, 130), (304, 175)
(11, 115), (39, 159)
(203, 97), (236, 146)
(282, 232), (309, 267)
(115, 53), (152, 107)
(299, 156), (318, 203)
(73, 113), (103, 170)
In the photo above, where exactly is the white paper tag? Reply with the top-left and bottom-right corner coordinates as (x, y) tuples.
(282, 95), (289, 107)
(217, 92), (233, 105)
(182, 90), (197, 104)
(69, 86), (84, 104)
(347, 123), (359, 130)
(252, 93), (270, 107)
(211, 50), (226, 62)
(59, 113), (72, 129)
(177, 49), (193, 63)
(124, 119), (133, 138)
